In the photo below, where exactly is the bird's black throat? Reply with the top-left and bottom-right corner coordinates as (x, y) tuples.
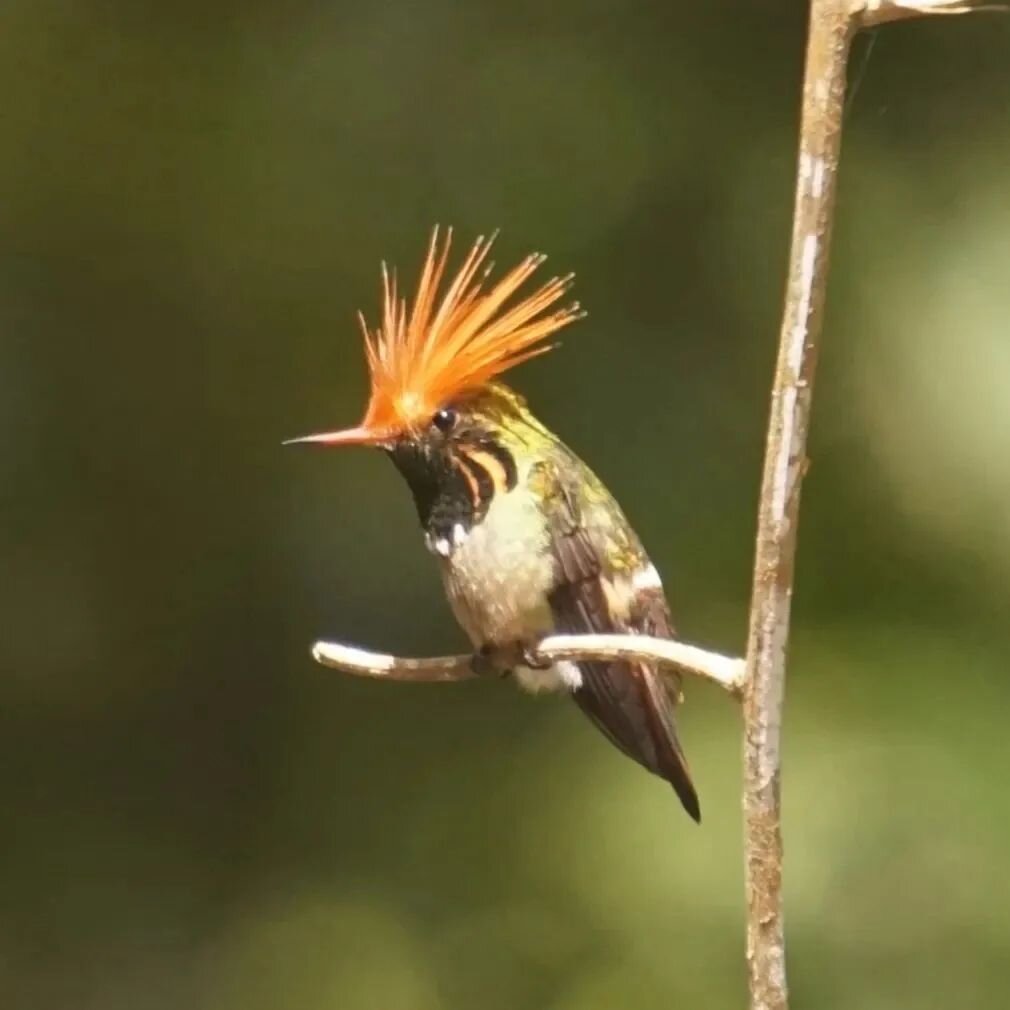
(385, 435), (517, 546)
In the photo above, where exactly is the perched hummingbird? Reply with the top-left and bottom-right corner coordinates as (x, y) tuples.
(289, 230), (700, 821)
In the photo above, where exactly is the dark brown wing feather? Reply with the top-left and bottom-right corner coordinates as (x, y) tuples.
(539, 463), (700, 822)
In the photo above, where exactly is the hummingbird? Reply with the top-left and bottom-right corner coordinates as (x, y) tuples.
(288, 229), (700, 821)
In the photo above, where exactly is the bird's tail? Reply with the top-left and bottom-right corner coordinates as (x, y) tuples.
(572, 660), (700, 822)
(639, 668), (700, 822)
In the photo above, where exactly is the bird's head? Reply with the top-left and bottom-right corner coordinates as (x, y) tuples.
(287, 229), (583, 538)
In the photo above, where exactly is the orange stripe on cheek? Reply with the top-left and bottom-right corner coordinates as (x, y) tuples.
(452, 451), (482, 509)
(461, 449), (509, 496)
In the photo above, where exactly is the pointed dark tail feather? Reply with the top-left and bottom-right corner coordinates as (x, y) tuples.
(641, 672), (701, 823)
(573, 661), (701, 823)
(668, 758), (701, 823)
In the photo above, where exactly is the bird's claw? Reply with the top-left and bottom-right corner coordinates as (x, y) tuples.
(470, 645), (512, 679)
(520, 644), (552, 670)
(471, 641), (551, 677)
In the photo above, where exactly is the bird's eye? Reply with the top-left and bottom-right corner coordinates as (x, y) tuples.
(431, 407), (457, 433)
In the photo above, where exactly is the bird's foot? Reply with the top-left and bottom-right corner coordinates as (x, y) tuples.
(520, 644), (552, 670)
(470, 644), (513, 679)
(470, 641), (551, 677)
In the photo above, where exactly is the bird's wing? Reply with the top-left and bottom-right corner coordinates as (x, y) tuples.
(533, 459), (700, 821)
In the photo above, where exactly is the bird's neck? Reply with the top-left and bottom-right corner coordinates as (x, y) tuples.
(385, 433), (525, 555)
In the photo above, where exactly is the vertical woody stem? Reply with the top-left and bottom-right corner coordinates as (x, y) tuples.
(743, 4), (854, 1009)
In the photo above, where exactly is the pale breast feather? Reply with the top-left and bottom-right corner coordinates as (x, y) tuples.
(439, 479), (556, 648)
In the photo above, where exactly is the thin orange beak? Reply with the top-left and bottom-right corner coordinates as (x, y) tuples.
(282, 425), (391, 447)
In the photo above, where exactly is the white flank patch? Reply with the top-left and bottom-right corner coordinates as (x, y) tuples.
(631, 563), (662, 592)
(555, 660), (584, 689)
(433, 537), (451, 557)
(514, 660), (583, 694)
(452, 522), (468, 547)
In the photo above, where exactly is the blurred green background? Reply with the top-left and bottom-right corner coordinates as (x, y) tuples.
(2, 2), (1009, 1008)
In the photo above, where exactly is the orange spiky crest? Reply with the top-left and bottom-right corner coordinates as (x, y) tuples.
(355, 228), (583, 435)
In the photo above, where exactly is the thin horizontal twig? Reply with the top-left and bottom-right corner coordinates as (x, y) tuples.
(859, 0), (1004, 26)
(312, 634), (746, 696)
